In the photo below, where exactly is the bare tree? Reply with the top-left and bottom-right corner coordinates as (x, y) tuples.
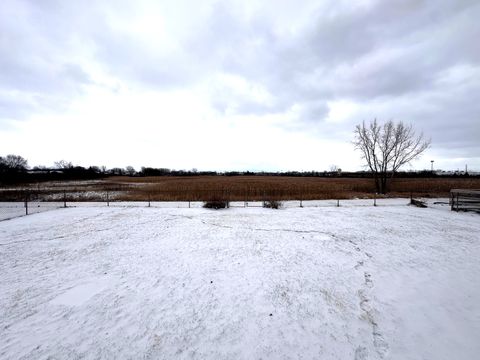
(54, 160), (73, 169)
(329, 164), (338, 172)
(0, 154), (28, 171)
(110, 167), (125, 176)
(329, 164), (342, 175)
(125, 166), (136, 176)
(353, 119), (430, 194)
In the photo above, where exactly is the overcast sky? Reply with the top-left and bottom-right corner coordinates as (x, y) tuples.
(1, 0), (479, 171)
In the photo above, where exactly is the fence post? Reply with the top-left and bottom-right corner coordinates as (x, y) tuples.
(299, 185), (304, 208)
(63, 190), (67, 208)
(106, 191), (110, 207)
(337, 199), (340, 207)
(148, 194), (151, 208)
(188, 200), (191, 208)
(25, 192), (29, 215)
(374, 193), (377, 207)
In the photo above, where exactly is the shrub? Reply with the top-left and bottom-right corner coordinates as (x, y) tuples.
(263, 200), (282, 209)
(203, 200), (229, 209)
(410, 198), (427, 208)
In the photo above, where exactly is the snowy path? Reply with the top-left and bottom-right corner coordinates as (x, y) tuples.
(0, 204), (479, 359)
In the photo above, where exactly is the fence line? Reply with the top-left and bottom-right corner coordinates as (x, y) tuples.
(0, 187), (431, 221)
(0, 187), (412, 202)
(0, 198), (413, 222)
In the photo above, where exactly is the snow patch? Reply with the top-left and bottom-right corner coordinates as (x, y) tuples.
(50, 277), (113, 307)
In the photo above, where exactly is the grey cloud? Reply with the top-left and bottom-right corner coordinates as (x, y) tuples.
(60, 64), (90, 85)
(196, 0), (480, 166)
(0, 0), (94, 122)
(281, 0), (480, 100)
(0, 57), (91, 123)
(211, 97), (278, 117)
(297, 102), (330, 124)
(334, 66), (480, 161)
(93, 31), (200, 90)
(310, 0), (476, 63)
(0, 96), (35, 124)
(171, 0), (478, 120)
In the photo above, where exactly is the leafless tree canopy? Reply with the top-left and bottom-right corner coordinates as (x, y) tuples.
(54, 160), (74, 169)
(0, 154), (28, 171)
(125, 166), (136, 176)
(353, 119), (430, 193)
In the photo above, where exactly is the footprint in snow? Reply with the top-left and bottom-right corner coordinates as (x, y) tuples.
(354, 346), (368, 360)
(364, 272), (373, 288)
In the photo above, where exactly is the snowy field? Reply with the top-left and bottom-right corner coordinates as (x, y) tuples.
(0, 201), (479, 359)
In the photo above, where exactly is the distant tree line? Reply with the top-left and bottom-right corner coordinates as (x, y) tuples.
(0, 154), (476, 185)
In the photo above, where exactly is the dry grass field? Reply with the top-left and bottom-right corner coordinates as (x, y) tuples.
(114, 176), (373, 201)
(2, 176), (479, 202)
(107, 176), (480, 201)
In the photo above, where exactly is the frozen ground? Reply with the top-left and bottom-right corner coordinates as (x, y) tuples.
(0, 201), (479, 360)
(0, 198), (422, 221)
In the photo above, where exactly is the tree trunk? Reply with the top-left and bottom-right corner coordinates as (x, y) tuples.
(379, 173), (388, 194)
(373, 174), (380, 193)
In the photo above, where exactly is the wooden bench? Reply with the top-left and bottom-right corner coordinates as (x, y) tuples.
(450, 189), (480, 212)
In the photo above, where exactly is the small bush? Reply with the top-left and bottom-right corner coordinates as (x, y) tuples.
(263, 200), (282, 209)
(410, 198), (427, 208)
(203, 200), (229, 209)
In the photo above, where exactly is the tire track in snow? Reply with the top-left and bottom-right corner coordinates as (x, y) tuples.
(197, 218), (337, 237)
(0, 209), (165, 247)
(0, 225), (119, 246)
(0, 210), (110, 246)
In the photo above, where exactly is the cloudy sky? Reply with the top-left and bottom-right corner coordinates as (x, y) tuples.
(1, 0), (479, 172)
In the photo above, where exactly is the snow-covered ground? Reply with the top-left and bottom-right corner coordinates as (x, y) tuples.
(0, 201), (479, 359)
(0, 198), (424, 221)
(0, 202), (65, 221)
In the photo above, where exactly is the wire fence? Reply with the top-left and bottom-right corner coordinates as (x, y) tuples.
(0, 202), (65, 221)
(0, 187), (418, 221)
(0, 187), (396, 202)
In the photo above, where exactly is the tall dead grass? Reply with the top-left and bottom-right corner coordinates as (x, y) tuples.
(3, 176), (479, 202)
(117, 176), (375, 201)
(112, 176), (480, 201)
